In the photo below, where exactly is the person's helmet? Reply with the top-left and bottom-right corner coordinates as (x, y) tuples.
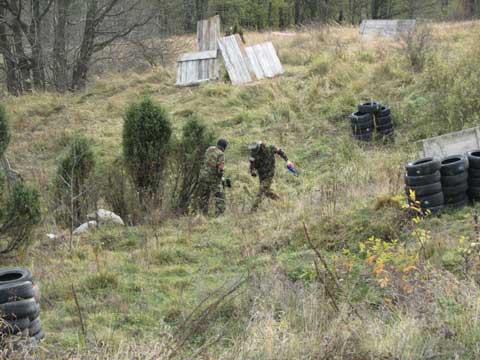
(217, 138), (228, 150)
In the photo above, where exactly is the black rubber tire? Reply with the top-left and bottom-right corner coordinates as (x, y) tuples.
(376, 105), (391, 117)
(358, 101), (381, 113)
(469, 186), (480, 200)
(467, 150), (480, 169)
(351, 122), (374, 131)
(0, 268), (33, 285)
(0, 281), (34, 305)
(352, 128), (373, 136)
(442, 172), (468, 187)
(28, 303), (40, 321)
(0, 317), (30, 334)
(406, 158), (441, 177)
(376, 122), (393, 130)
(443, 183), (469, 196)
(353, 132), (373, 141)
(378, 127), (394, 136)
(441, 155), (468, 176)
(28, 317), (41, 337)
(444, 191), (468, 204)
(376, 115), (393, 127)
(446, 198), (469, 208)
(469, 176), (480, 187)
(406, 182), (442, 197)
(350, 112), (373, 126)
(0, 298), (37, 320)
(414, 192), (444, 208)
(470, 168), (480, 177)
(405, 171), (441, 187)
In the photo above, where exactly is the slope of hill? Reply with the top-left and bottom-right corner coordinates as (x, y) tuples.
(3, 22), (480, 359)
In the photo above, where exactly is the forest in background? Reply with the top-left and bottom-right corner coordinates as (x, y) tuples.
(0, 0), (478, 96)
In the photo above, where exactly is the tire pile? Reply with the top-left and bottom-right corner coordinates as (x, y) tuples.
(405, 158), (444, 213)
(349, 101), (395, 142)
(441, 155), (468, 208)
(0, 268), (44, 344)
(405, 152), (480, 214)
(468, 151), (480, 201)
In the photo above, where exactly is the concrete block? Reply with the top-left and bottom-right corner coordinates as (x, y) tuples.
(418, 127), (480, 159)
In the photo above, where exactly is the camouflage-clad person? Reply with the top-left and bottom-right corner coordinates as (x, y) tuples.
(195, 139), (228, 216)
(249, 141), (292, 211)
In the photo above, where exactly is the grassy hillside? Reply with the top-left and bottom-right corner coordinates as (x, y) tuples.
(3, 22), (480, 359)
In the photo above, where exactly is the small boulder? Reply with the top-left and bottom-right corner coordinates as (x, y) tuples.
(73, 221), (97, 235)
(87, 209), (125, 226)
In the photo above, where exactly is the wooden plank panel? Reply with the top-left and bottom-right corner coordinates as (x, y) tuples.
(179, 50), (217, 62)
(245, 46), (264, 80)
(265, 42), (284, 75)
(245, 41), (284, 80)
(257, 44), (275, 78)
(218, 35), (252, 85)
(176, 57), (220, 86)
(197, 15), (221, 51)
(360, 19), (416, 38)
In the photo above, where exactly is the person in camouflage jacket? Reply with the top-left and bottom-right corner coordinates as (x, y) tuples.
(194, 139), (228, 216)
(249, 141), (291, 211)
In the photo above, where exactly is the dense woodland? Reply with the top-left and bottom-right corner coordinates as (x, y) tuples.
(0, 0), (477, 95)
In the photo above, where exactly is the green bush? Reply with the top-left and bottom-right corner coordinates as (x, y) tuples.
(0, 105), (10, 158)
(101, 157), (140, 225)
(55, 135), (95, 227)
(0, 107), (41, 256)
(0, 182), (41, 255)
(123, 98), (172, 202)
(171, 117), (215, 214)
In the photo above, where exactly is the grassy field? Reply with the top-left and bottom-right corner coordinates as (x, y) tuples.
(3, 22), (480, 359)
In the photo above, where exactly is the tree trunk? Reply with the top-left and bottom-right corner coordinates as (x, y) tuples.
(54, 0), (68, 92)
(0, 7), (19, 95)
(11, 21), (31, 92)
(30, 0), (46, 90)
(294, 0), (301, 25)
(71, 0), (97, 90)
(371, 0), (380, 19)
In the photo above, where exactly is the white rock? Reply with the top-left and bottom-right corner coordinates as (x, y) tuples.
(46, 233), (58, 240)
(87, 209), (125, 226)
(73, 221), (98, 235)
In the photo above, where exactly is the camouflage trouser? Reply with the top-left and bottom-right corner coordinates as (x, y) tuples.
(195, 179), (225, 216)
(252, 177), (279, 211)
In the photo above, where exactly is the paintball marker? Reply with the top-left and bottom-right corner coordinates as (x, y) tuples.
(287, 161), (298, 176)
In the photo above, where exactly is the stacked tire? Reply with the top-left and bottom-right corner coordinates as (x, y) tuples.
(440, 155), (469, 208)
(0, 268), (44, 344)
(350, 101), (395, 142)
(375, 105), (395, 141)
(468, 151), (480, 201)
(350, 111), (374, 141)
(405, 157), (444, 213)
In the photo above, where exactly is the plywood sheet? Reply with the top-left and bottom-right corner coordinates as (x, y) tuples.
(176, 51), (219, 86)
(217, 35), (253, 85)
(360, 20), (416, 38)
(197, 15), (221, 51)
(245, 42), (284, 80)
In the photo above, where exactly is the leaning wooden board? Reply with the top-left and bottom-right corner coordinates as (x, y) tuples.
(245, 42), (284, 80)
(217, 35), (253, 85)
